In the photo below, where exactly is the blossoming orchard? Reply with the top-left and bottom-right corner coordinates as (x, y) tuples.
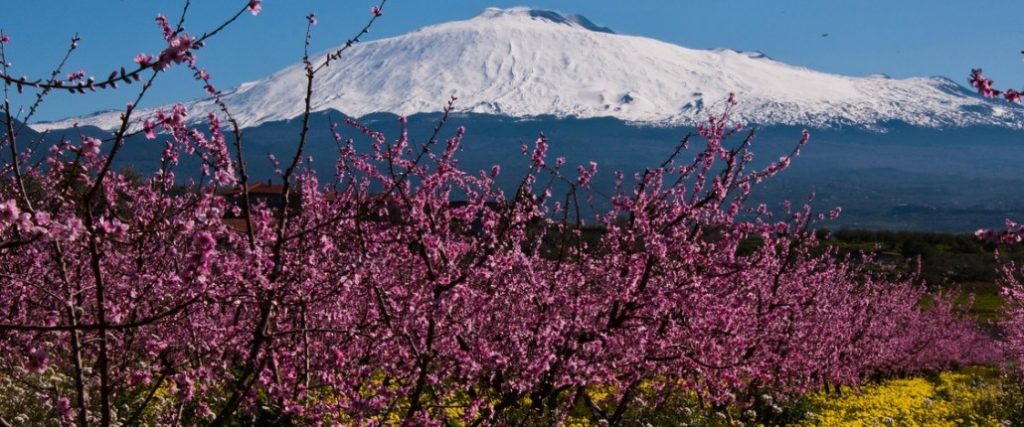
(0, 1), (1020, 426)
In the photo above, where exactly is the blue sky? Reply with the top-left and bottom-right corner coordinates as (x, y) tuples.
(3, 0), (1023, 122)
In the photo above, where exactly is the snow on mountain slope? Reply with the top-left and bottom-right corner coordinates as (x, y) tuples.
(31, 7), (1024, 132)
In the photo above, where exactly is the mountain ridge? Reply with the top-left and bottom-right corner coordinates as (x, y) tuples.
(30, 7), (1024, 132)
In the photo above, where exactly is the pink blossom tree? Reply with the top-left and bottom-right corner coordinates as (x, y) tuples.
(967, 66), (1024, 381)
(978, 222), (1024, 380)
(0, 2), (1000, 425)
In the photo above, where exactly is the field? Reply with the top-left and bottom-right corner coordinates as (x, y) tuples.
(800, 367), (1019, 426)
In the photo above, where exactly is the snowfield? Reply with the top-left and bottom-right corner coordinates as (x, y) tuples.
(31, 7), (1024, 132)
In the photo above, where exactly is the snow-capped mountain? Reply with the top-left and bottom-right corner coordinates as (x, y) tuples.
(31, 7), (1024, 132)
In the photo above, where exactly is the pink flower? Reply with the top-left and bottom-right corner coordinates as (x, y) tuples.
(0, 199), (19, 224)
(57, 397), (72, 420)
(96, 218), (128, 236)
(153, 34), (194, 72)
(969, 68), (1000, 98)
(195, 401), (214, 419)
(371, 5), (383, 17)
(44, 311), (59, 327)
(0, 34), (9, 44)
(530, 135), (548, 167)
(155, 14), (174, 41)
(26, 346), (48, 373)
(81, 136), (102, 155)
(134, 53), (152, 67)
(248, 0), (262, 16)
(1006, 89), (1022, 104)
(576, 161), (598, 187)
(143, 119), (157, 140)
(193, 231), (217, 266)
(176, 374), (195, 401)
(66, 70), (85, 82)
(307, 13), (318, 26)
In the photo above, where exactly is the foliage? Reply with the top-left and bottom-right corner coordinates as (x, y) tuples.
(823, 228), (1024, 286)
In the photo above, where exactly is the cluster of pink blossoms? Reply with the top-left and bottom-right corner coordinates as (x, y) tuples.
(969, 68), (1022, 103)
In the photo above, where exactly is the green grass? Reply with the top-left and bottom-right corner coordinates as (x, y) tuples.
(949, 282), (1006, 322)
